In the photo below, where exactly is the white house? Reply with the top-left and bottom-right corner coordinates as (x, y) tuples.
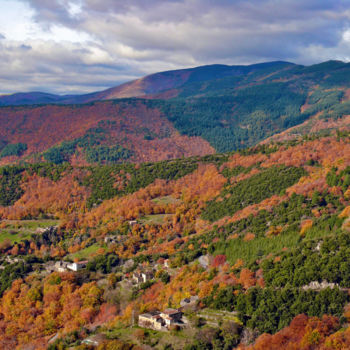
(67, 260), (88, 272)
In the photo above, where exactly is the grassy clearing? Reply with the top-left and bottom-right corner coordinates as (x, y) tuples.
(68, 243), (101, 260)
(152, 195), (181, 205)
(1, 219), (59, 230)
(197, 308), (241, 326)
(106, 325), (194, 349)
(0, 219), (60, 244)
(0, 230), (32, 244)
(139, 214), (174, 225)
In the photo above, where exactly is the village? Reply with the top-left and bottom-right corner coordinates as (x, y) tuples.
(0, 221), (242, 348)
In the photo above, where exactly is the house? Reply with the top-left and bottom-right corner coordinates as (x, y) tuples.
(160, 309), (183, 326)
(54, 261), (68, 272)
(198, 254), (213, 269)
(132, 272), (144, 284)
(67, 260), (88, 272)
(139, 308), (184, 331)
(141, 270), (154, 282)
(164, 259), (170, 268)
(104, 236), (117, 244)
(180, 295), (199, 310)
(138, 311), (166, 330)
(133, 270), (154, 284)
(35, 225), (59, 234)
(128, 220), (137, 226)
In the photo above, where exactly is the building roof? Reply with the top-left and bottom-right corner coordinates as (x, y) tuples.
(140, 310), (161, 319)
(162, 308), (181, 315)
(142, 271), (154, 276)
(76, 260), (88, 265)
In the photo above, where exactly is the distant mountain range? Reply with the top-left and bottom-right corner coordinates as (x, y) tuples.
(0, 61), (295, 105)
(0, 60), (349, 165)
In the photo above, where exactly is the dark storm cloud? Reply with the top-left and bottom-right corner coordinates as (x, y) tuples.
(1, 0), (350, 94)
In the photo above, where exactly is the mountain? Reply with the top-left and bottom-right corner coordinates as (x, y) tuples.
(0, 61), (294, 105)
(0, 91), (64, 106)
(0, 60), (349, 166)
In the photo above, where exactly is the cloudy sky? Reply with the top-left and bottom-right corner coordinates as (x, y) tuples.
(0, 0), (350, 94)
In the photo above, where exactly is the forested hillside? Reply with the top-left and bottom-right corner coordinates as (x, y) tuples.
(1, 60), (350, 164)
(0, 130), (349, 348)
(0, 100), (214, 165)
(0, 60), (350, 349)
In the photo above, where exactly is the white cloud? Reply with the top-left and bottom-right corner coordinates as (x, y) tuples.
(0, 0), (349, 94)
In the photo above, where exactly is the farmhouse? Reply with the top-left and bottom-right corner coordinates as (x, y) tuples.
(138, 308), (184, 330)
(104, 236), (117, 244)
(67, 260), (88, 272)
(160, 309), (183, 326)
(138, 311), (165, 330)
(164, 259), (170, 268)
(132, 270), (154, 284)
(132, 272), (144, 284)
(44, 261), (68, 273)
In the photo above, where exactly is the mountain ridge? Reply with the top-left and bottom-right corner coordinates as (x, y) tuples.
(0, 61), (296, 106)
(0, 59), (350, 166)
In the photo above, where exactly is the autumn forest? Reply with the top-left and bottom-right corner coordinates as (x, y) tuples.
(0, 61), (350, 349)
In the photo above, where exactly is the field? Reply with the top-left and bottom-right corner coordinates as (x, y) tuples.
(0, 219), (59, 244)
(196, 309), (240, 327)
(68, 243), (101, 260)
(139, 214), (174, 225)
(105, 324), (196, 349)
(152, 195), (181, 205)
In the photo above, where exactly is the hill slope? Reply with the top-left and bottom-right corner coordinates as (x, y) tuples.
(0, 100), (214, 165)
(0, 60), (350, 165)
(0, 61), (294, 105)
(0, 132), (349, 348)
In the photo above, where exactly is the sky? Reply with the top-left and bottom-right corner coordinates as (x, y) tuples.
(0, 0), (350, 94)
